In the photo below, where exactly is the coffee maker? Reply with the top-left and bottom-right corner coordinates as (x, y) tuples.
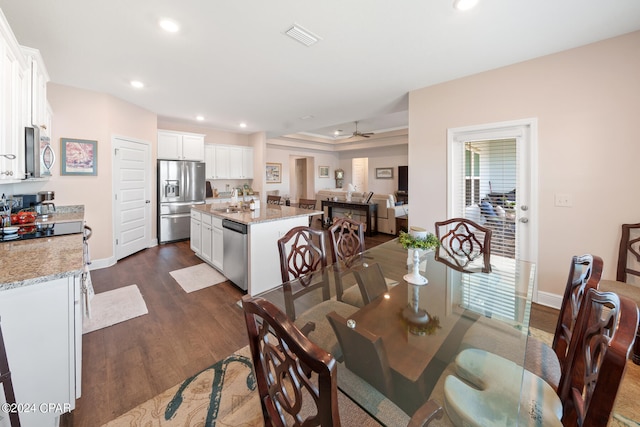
(35, 191), (56, 219)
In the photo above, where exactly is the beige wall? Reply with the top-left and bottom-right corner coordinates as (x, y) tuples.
(408, 31), (640, 304)
(46, 83), (157, 262)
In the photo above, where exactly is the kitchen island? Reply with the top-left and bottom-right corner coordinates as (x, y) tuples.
(0, 207), (85, 427)
(191, 203), (321, 295)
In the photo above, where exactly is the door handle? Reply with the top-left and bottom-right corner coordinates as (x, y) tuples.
(146, 200), (151, 203)
(519, 217), (529, 223)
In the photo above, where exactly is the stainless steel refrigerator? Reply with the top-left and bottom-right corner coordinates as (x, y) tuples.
(158, 160), (206, 243)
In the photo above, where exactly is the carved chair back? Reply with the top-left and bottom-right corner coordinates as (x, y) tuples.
(242, 296), (340, 426)
(297, 198), (317, 210)
(267, 195), (283, 205)
(557, 289), (638, 426)
(329, 218), (365, 301)
(617, 223), (640, 284)
(552, 254), (603, 370)
(434, 217), (492, 273)
(277, 226), (330, 320)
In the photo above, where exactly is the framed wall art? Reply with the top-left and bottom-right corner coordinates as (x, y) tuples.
(375, 167), (394, 179)
(266, 162), (282, 183)
(61, 138), (98, 176)
(319, 166), (330, 178)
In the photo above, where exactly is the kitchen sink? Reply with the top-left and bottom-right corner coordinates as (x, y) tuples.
(213, 207), (243, 213)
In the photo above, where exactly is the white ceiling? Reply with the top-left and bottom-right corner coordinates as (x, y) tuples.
(1, 1), (639, 140)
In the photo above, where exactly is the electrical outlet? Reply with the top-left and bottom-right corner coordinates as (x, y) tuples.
(555, 193), (572, 207)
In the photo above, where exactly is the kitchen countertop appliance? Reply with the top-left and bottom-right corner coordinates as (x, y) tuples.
(222, 219), (248, 291)
(158, 160), (206, 243)
(35, 191), (56, 219)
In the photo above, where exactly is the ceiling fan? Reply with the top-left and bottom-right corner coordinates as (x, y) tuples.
(349, 121), (374, 138)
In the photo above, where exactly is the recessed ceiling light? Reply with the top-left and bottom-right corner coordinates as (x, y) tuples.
(196, 115), (204, 121)
(159, 19), (180, 33)
(239, 123), (247, 128)
(453, 0), (479, 11)
(130, 80), (144, 89)
(334, 130), (342, 136)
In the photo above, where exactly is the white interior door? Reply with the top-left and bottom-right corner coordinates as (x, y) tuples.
(113, 136), (151, 260)
(352, 158), (367, 192)
(447, 119), (538, 264)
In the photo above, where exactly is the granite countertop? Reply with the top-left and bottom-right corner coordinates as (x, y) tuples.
(193, 203), (321, 226)
(0, 205), (85, 291)
(0, 234), (84, 291)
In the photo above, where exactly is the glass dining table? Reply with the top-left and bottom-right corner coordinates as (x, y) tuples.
(256, 237), (536, 426)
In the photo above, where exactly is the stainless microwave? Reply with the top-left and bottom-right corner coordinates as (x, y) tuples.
(24, 126), (54, 179)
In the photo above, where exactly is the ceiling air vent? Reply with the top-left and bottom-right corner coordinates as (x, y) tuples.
(285, 24), (320, 47)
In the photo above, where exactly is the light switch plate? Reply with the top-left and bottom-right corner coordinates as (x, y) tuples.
(555, 193), (572, 207)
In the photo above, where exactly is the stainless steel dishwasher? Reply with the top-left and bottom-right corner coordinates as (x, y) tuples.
(222, 219), (248, 291)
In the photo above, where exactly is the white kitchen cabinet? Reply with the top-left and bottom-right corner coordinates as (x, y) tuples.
(22, 47), (49, 135)
(229, 147), (243, 179)
(190, 210), (202, 253)
(0, 15), (29, 182)
(213, 145), (230, 179)
(211, 215), (224, 270)
(0, 276), (79, 426)
(201, 213), (213, 263)
(190, 209), (224, 272)
(158, 130), (205, 161)
(206, 144), (253, 180)
(204, 144), (216, 179)
(242, 147), (254, 179)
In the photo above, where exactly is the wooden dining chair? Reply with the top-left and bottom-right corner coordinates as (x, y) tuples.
(328, 217), (366, 306)
(446, 288), (638, 427)
(434, 217), (492, 273)
(277, 226), (357, 359)
(297, 198), (317, 210)
(243, 297), (444, 427)
(267, 195), (283, 205)
(326, 310), (395, 398)
(326, 311), (444, 418)
(241, 296), (345, 426)
(557, 288), (638, 426)
(614, 223), (640, 283)
(598, 223), (640, 363)
(525, 254), (603, 391)
(0, 317), (21, 427)
(297, 198), (318, 225)
(458, 254), (603, 392)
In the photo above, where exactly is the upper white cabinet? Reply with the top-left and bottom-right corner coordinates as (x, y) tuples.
(0, 10), (29, 181)
(158, 130), (205, 161)
(205, 144), (253, 180)
(214, 145), (230, 179)
(204, 144), (216, 179)
(22, 46), (49, 134)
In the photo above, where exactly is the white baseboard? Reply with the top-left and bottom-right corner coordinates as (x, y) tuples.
(88, 238), (158, 271)
(535, 291), (562, 310)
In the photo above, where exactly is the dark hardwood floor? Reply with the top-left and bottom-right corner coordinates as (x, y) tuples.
(70, 241), (248, 426)
(69, 227), (559, 426)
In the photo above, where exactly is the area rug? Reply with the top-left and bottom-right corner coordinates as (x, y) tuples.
(170, 263), (228, 293)
(82, 285), (148, 334)
(102, 345), (262, 427)
(529, 327), (640, 427)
